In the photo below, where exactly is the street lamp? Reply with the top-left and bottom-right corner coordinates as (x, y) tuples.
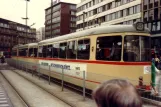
(30, 23), (35, 27)
(22, 0), (30, 44)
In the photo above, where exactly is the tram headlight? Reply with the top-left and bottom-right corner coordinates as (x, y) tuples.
(133, 22), (144, 31)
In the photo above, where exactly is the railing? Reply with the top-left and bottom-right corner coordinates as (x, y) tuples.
(7, 58), (87, 100)
(7, 58), (161, 104)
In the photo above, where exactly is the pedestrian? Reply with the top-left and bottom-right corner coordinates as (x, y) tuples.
(92, 79), (142, 107)
(151, 62), (160, 96)
(159, 55), (161, 70)
(155, 54), (160, 69)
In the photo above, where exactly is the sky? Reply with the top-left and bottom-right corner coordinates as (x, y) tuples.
(0, 0), (81, 29)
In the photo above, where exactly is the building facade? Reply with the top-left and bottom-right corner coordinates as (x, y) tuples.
(76, 0), (141, 31)
(0, 18), (36, 52)
(45, 1), (76, 39)
(36, 27), (45, 41)
(143, 0), (161, 50)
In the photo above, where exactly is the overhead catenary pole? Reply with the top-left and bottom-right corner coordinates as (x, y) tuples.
(26, 0), (28, 44)
(22, 0), (29, 44)
(51, 0), (53, 38)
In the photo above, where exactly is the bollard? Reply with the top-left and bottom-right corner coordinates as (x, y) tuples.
(38, 64), (41, 80)
(26, 62), (27, 73)
(48, 65), (51, 85)
(61, 68), (64, 91)
(83, 71), (86, 101)
(32, 65), (34, 77)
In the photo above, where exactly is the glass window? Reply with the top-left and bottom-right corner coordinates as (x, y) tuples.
(144, 0), (148, 5)
(129, 7), (134, 15)
(29, 48), (34, 57)
(123, 9), (127, 17)
(59, 42), (67, 58)
(52, 43), (59, 58)
(38, 46), (43, 57)
(46, 45), (52, 58)
(112, 13), (116, 20)
(67, 41), (77, 59)
(124, 36), (151, 62)
(12, 50), (17, 56)
(157, 21), (160, 31)
(42, 46), (47, 58)
(96, 36), (122, 61)
(136, 5), (141, 13)
(33, 48), (38, 57)
(123, 0), (127, 4)
(19, 48), (27, 57)
(77, 39), (90, 59)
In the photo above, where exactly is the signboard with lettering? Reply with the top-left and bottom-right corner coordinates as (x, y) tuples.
(39, 60), (87, 78)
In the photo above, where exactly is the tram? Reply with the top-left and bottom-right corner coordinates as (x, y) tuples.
(11, 22), (151, 90)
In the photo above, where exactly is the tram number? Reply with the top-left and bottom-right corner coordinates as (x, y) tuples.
(75, 67), (80, 70)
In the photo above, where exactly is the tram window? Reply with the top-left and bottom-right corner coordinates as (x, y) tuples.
(47, 45), (52, 58)
(67, 41), (77, 59)
(29, 48), (34, 57)
(96, 36), (122, 61)
(12, 51), (17, 56)
(52, 43), (59, 58)
(124, 36), (150, 62)
(33, 48), (38, 57)
(59, 42), (67, 58)
(42, 46), (47, 58)
(38, 46), (43, 57)
(77, 39), (90, 59)
(19, 48), (27, 57)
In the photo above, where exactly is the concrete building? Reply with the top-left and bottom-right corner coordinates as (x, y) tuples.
(0, 18), (36, 52)
(36, 27), (45, 41)
(142, 0), (161, 50)
(76, 0), (141, 31)
(45, 1), (76, 39)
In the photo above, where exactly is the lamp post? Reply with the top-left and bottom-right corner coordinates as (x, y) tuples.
(51, 0), (53, 38)
(22, 0), (30, 44)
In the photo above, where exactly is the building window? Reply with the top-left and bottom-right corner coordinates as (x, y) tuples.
(123, 9), (127, 17)
(112, 13), (116, 20)
(135, 5), (141, 13)
(129, 7), (134, 15)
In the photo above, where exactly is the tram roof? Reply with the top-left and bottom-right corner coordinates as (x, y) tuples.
(39, 24), (149, 45)
(13, 43), (38, 49)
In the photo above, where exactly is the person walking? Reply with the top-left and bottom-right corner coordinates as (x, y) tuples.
(1, 55), (5, 64)
(93, 79), (142, 107)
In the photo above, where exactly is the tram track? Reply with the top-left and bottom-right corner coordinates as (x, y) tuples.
(0, 67), (73, 107)
(0, 70), (29, 107)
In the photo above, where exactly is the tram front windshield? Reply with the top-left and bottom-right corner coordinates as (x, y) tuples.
(123, 35), (151, 62)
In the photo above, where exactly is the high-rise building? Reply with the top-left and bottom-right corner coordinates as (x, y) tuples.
(142, 0), (161, 51)
(36, 27), (45, 41)
(76, 0), (141, 31)
(45, 1), (76, 39)
(0, 18), (36, 52)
